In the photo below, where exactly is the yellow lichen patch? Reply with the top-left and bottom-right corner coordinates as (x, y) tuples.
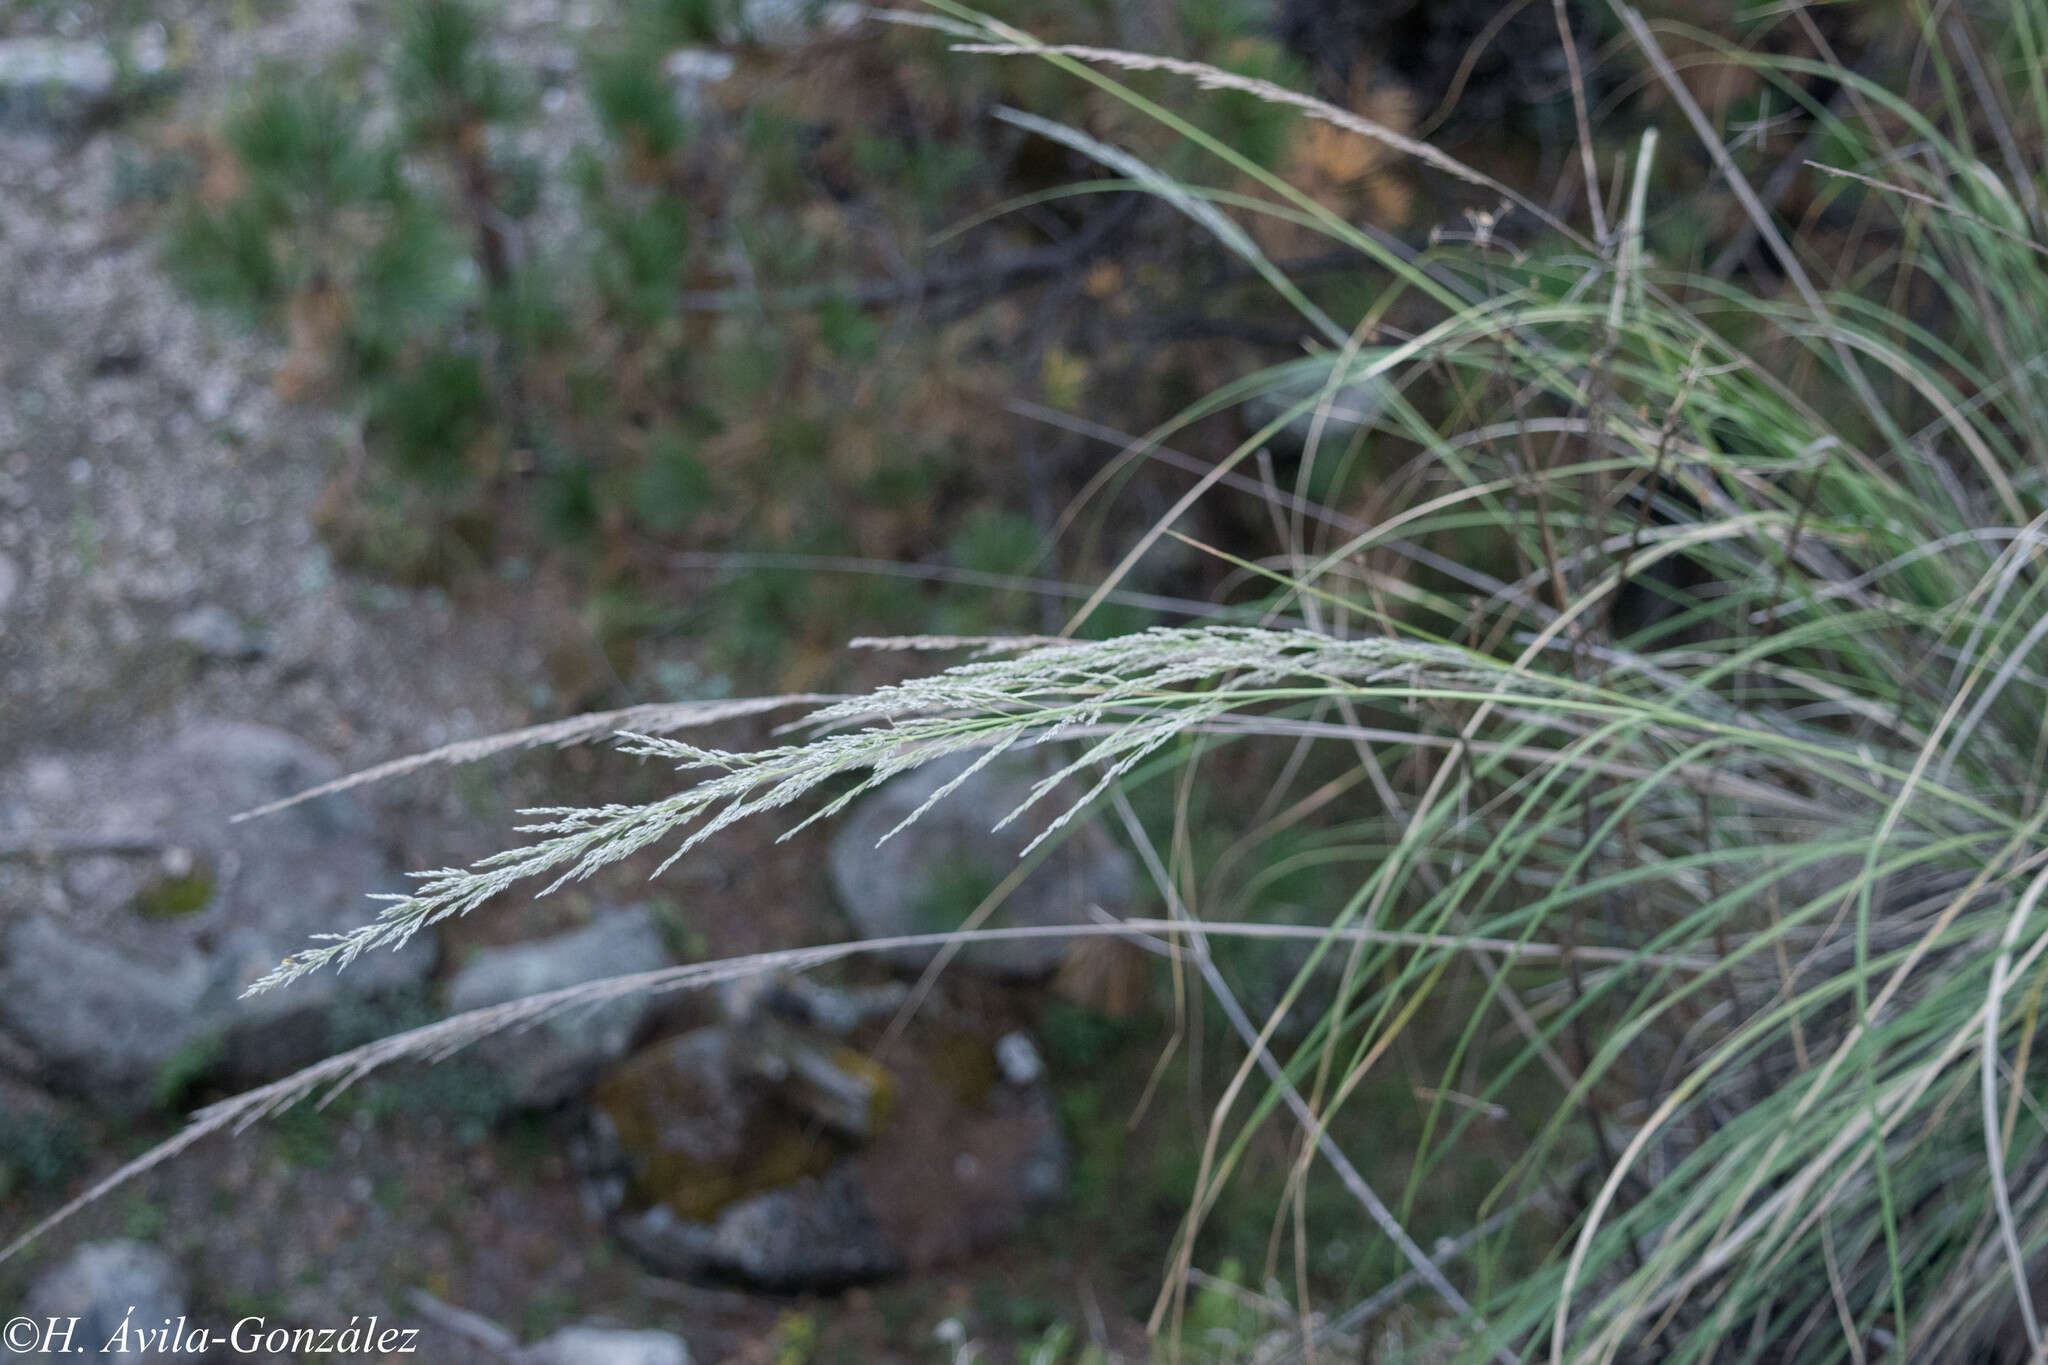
(815, 1044), (895, 1137)
(595, 1035), (841, 1223)
(133, 860), (216, 920)
(641, 1124), (837, 1224)
(928, 1031), (998, 1111)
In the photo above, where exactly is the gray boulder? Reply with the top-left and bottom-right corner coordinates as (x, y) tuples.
(0, 36), (167, 133)
(615, 1167), (902, 1291)
(591, 1021), (904, 1289)
(589, 1021), (894, 1225)
(1244, 357), (1392, 451)
(2, 1241), (184, 1364)
(0, 40), (114, 130)
(446, 907), (670, 1109)
(721, 0), (863, 46)
(0, 722), (433, 1109)
(168, 604), (267, 662)
(525, 1326), (692, 1365)
(0, 1075), (81, 1199)
(827, 752), (1136, 978)
(662, 48), (735, 118)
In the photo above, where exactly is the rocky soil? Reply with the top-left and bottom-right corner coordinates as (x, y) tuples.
(0, 5), (1139, 1359)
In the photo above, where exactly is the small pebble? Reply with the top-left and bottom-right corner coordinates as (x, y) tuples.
(995, 1030), (1044, 1086)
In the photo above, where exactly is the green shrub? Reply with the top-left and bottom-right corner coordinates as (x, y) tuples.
(0, 1111), (86, 1195)
(370, 348), (491, 488)
(152, 1033), (227, 1111)
(483, 261), (571, 351)
(395, 0), (520, 141)
(164, 197), (280, 317)
(632, 429), (715, 534)
(814, 293), (881, 363)
(590, 191), (693, 324)
(225, 75), (388, 208)
(629, 0), (724, 46)
(539, 457), (600, 546)
(351, 197), (468, 352)
(587, 48), (689, 164)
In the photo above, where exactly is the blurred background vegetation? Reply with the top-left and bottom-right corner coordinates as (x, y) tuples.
(133, 0), (1913, 704)
(142, 0), (1708, 699)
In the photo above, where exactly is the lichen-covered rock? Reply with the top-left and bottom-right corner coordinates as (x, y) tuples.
(591, 1022), (889, 1224)
(827, 752), (1136, 978)
(615, 1167), (902, 1291)
(0, 721), (432, 1108)
(445, 906), (670, 1109)
(592, 1017), (1063, 1290)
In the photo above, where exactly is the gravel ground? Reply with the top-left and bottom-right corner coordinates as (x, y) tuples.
(0, 4), (762, 1357)
(0, 0), (589, 779)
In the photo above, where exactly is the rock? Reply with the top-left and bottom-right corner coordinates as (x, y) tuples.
(0, 1076), (83, 1199)
(0, 722), (434, 1109)
(722, 0), (863, 46)
(594, 1029), (759, 1210)
(445, 906), (670, 1109)
(1280, 0), (1587, 136)
(0, 1027), (38, 1075)
(663, 48), (735, 117)
(0, 551), (18, 619)
(591, 1022), (890, 1224)
(593, 1018), (1062, 1290)
(1243, 359), (1392, 451)
(0, 40), (115, 131)
(751, 1019), (894, 1142)
(0, 915), (213, 1099)
(3, 1241), (184, 1364)
(525, 1326), (692, 1365)
(827, 752), (1137, 978)
(755, 973), (907, 1037)
(994, 1031), (1044, 1087)
(614, 1167), (901, 1291)
(168, 604), (267, 661)
(0, 36), (167, 133)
